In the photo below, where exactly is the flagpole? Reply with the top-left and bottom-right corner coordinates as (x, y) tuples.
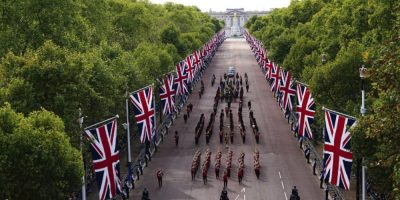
(129, 85), (152, 96)
(84, 115), (119, 130)
(295, 80), (309, 87)
(125, 89), (132, 168)
(78, 108), (86, 200)
(152, 84), (157, 141)
(322, 106), (357, 120)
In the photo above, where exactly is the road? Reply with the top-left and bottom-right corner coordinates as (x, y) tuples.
(129, 38), (325, 200)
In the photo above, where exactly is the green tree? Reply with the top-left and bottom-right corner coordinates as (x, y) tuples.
(0, 104), (83, 199)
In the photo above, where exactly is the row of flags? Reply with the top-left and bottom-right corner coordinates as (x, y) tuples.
(84, 31), (225, 200)
(244, 31), (357, 190)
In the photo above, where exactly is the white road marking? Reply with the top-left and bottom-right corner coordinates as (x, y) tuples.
(235, 187), (246, 200)
(279, 171), (287, 200)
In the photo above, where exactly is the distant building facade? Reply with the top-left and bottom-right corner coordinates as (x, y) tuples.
(208, 8), (268, 36)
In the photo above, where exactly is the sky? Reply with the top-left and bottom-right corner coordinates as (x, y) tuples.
(149, 0), (291, 12)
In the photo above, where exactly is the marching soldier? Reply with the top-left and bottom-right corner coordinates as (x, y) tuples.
(215, 162), (220, 178)
(156, 169), (164, 188)
(238, 168), (244, 184)
(202, 168), (208, 184)
(223, 170), (228, 188)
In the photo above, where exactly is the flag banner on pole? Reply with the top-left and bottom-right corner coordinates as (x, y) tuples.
(295, 83), (316, 139)
(130, 85), (156, 143)
(323, 108), (356, 190)
(193, 50), (202, 75)
(269, 64), (280, 93)
(279, 70), (296, 112)
(185, 55), (195, 83)
(84, 118), (122, 200)
(175, 61), (189, 95)
(264, 59), (273, 79)
(159, 73), (176, 115)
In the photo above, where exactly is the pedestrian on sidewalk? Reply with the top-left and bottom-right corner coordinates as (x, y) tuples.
(175, 131), (179, 147)
(183, 114), (188, 123)
(157, 169), (164, 188)
(299, 136), (304, 149)
(248, 100), (251, 110)
(304, 145), (311, 163)
(320, 169), (325, 189)
(313, 158), (317, 175)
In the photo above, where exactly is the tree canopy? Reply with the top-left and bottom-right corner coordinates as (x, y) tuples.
(0, 0), (223, 199)
(245, 0), (399, 197)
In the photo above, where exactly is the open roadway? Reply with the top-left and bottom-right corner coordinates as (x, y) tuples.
(130, 38), (324, 200)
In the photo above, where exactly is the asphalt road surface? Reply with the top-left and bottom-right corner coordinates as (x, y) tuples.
(130, 38), (324, 200)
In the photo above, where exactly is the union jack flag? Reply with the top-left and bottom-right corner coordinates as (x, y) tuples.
(323, 109), (356, 190)
(295, 84), (315, 139)
(193, 50), (202, 74)
(185, 55), (195, 83)
(174, 61), (188, 95)
(279, 70), (296, 112)
(85, 119), (122, 200)
(264, 59), (273, 79)
(260, 48), (268, 68)
(269, 64), (280, 93)
(130, 85), (156, 143)
(159, 74), (176, 115)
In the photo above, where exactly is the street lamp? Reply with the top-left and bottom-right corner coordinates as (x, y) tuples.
(321, 53), (327, 65)
(359, 65), (369, 200)
(359, 65), (369, 116)
(78, 108), (86, 200)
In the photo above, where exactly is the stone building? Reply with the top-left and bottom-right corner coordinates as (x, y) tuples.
(208, 8), (268, 37)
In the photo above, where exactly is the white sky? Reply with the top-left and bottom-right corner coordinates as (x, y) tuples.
(149, 0), (291, 12)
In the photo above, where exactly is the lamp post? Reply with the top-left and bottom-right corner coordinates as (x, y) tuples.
(359, 65), (369, 200)
(321, 53), (327, 65)
(125, 90), (132, 171)
(78, 108), (86, 200)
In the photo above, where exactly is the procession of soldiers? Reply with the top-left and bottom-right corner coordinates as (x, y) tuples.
(144, 69), (267, 199)
(181, 70), (264, 192)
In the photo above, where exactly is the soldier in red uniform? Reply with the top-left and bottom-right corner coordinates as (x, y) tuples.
(202, 169), (208, 184)
(223, 170), (228, 188)
(238, 168), (244, 184)
(215, 163), (220, 178)
(156, 169), (164, 187)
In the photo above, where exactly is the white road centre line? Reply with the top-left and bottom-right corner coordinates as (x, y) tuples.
(279, 171), (287, 200)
